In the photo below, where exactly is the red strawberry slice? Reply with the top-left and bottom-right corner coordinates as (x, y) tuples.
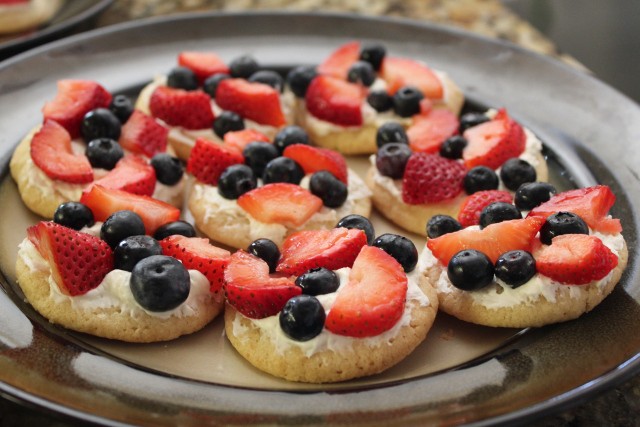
(27, 221), (113, 296)
(282, 144), (348, 184)
(224, 250), (300, 319)
(160, 235), (231, 295)
(457, 190), (513, 227)
(186, 137), (244, 185)
(223, 128), (271, 152)
(304, 75), (365, 126)
(317, 41), (361, 79)
(528, 185), (622, 234)
(401, 152), (466, 204)
(149, 86), (214, 130)
(427, 216), (545, 265)
(237, 183), (323, 227)
(80, 185), (180, 235)
(462, 109), (526, 170)
(408, 109), (459, 153)
(215, 79), (286, 127)
(30, 120), (94, 184)
(325, 246), (407, 337)
(380, 57), (443, 99)
(535, 234), (618, 285)
(276, 227), (368, 276)
(119, 110), (169, 157)
(90, 155), (156, 196)
(42, 80), (112, 138)
(178, 51), (229, 84)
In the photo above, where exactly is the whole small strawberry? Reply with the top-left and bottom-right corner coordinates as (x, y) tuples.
(401, 152), (466, 204)
(457, 190), (513, 227)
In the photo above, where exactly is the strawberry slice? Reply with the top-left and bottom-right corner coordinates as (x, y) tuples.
(276, 227), (368, 276)
(457, 190), (513, 227)
(149, 86), (214, 130)
(528, 185), (622, 234)
(535, 234), (618, 285)
(237, 183), (323, 227)
(42, 80), (112, 138)
(186, 137), (244, 185)
(160, 235), (231, 295)
(27, 221), (113, 296)
(224, 250), (300, 319)
(325, 246), (407, 337)
(401, 152), (466, 204)
(223, 128), (271, 152)
(215, 78), (286, 127)
(80, 185), (180, 235)
(119, 110), (169, 157)
(427, 216), (545, 265)
(305, 75), (364, 127)
(462, 109), (526, 170)
(90, 155), (156, 196)
(380, 57), (443, 99)
(317, 41), (361, 79)
(30, 120), (93, 184)
(178, 51), (229, 84)
(408, 109), (459, 153)
(282, 144), (348, 184)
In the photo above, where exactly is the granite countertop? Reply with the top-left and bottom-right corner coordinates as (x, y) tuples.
(1, 0), (639, 426)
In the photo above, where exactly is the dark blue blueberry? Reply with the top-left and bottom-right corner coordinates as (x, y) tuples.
(151, 153), (184, 185)
(262, 157), (304, 185)
(375, 142), (412, 179)
(426, 215), (462, 238)
(286, 65), (317, 98)
(213, 111), (245, 138)
(495, 250), (536, 288)
(440, 135), (468, 159)
(539, 212), (589, 245)
(279, 295), (326, 341)
(376, 122), (408, 148)
(295, 267), (340, 296)
(459, 112), (490, 133)
(109, 94), (134, 123)
(81, 108), (122, 142)
(229, 55), (259, 79)
(114, 235), (162, 272)
(367, 90), (393, 112)
(85, 138), (124, 170)
(130, 255), (190, 312)
(248, 238), (280, 273)
(203, 73), (230, 98)
(514, 182), (557, 211)
(464, 166), (499, 194)
(447, 249), (494, 291)
(53, 202), (94, 231)
(273, 126), (310, 153)
(392, 86), (424, 117)
(100, 210), (146, 248)
(347, 61), (376, 86)
(243, 142), (280, 177)
(359, 43), (386, 71)
(248, 70), (284, 92)
(153, 220), (196, 241)
(167, 66), (198, 91)
(373, 233), (418, 273)
(500, 158), (537, 191)
(479, 202), (522, 229)
(217, 164), (257, 199)
(336, 214), (375, 245)
(309, 171), (347, 208)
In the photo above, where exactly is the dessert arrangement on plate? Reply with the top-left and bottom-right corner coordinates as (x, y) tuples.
(8, 40), (628, 383)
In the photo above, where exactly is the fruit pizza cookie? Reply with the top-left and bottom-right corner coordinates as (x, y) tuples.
(135, 52), (295, 160)
(366, 108), (548, 236)
(223, 217), (439, 383)
(10, 80), (186, 219)
(15, 186), (230, 342)
(417, 184), (627, 328)
(0, 0), (62, 36)
(187, 126), (372, 250)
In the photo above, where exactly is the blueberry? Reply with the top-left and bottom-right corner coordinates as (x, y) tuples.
(151, 153), (184, 185)
(459, 112), (490, 133)
(109, 94), (134, 123)
(248, 70), (284, 92)
(100, 210), (146, 248)
(426, 215), (462, 238)
(218, 164), (257, 199)
(286, 65), (317, 98)
(336, 214), (375, 245)
(114, 235), (162, 272)
(85, 138), (124, 170)
(367, 90), (393, 112)
(81, 108), (122, 142)
(447, 249), (494, 291)
(500, 158), (537, 191)
(229, 55), (259, 79)
(479, 202), (522, 229)
(262, 157), (304, 185)
(347, 61), (376, 86)
(273, 126), (310, 153)
(203, 73), (230, 98)
(359, 43), (386, 71)
(375, 143), (412, 179)
(539, 212), (589, 245)
(373, 233), (418, 273)
(514, 182), (557, 211)
(376, 122), (408, 148)
(153, 220), (196, 241)
(167, 66), (199, 91)
(243, 142), (280, 177)
(279, 295), (326, 341)
(213, 111), (245, 138)
(392, 86), (424, 117)
(130, 255), (190, 312)
(248, 238), (280, 273)
(53, 202), (94, 230)
(440, 135), (468, 159)
(295, 267), (340, 296)
(309, 171), (348, 208)
(463, 166), (499, 194)
(495, 250), (536, 288)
